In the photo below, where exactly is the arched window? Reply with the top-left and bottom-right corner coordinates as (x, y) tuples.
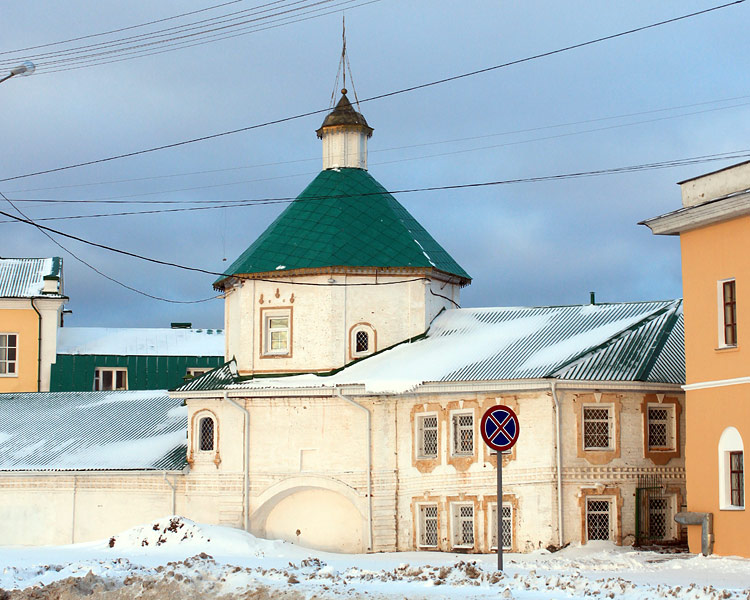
(718, 426), (744, 509)
(350, 323), (376, 359)
(199, 416), (215, 452)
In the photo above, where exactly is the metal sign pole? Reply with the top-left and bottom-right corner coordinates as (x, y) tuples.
(497, 454), (503, 571)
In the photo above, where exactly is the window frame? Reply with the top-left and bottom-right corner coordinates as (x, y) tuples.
(186, 367), (212, 378)
(450, 502), (475, 549)
(718, 426), (745, 510)
(585, 496), (613, 542)
(198, 416), (216, 452)
(646, 404), (675, 451)
(718, 278), (738, 348)
(0, 332), (18, 377)
(260, 308), (292, 357)
(416, 412), (439, 460)
(450, 410), (475, 457)
(416, 503), (439, 548)
(582, 404), (614, 451)
(349, 323), (376, 359)
(730, 451), (744, 508)
(93, 367), (128, 391)
(489, 502), (513, 551)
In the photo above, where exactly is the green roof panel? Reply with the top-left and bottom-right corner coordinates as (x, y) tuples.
(217, 168), (470, 284)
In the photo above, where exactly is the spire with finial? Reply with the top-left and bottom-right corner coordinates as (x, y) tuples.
(316, 16), (373, 170)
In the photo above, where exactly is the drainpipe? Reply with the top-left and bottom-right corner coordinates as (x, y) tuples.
(162, 471), (177, 515)
(674, 511), (713, 555)
(30, 298), (42, 392)
(224, 391), (250, 532)
(550, 379), (564, 547)
(335, 387), (373, 552)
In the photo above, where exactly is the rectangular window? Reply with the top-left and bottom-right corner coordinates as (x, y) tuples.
(583, 405), (612, 450)
(262, 310), (291, 356)
(0, 333), (18, 376)
(417, 504), (438, 547)
(586, 498), (612, 541)
(187, 367), (211, 378)
(94, 367), (127, 391)
(452, 412), (474, 456)
(730, 451), (744, 507)
(647, 405), (674, 450)
(417, 414), (438, 459)
(451, 503), (474, 548)
(489, 503), (513, 550)
(722, 279), (738, 346)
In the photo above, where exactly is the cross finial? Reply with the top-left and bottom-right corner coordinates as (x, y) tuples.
(329, 14), (360, 109)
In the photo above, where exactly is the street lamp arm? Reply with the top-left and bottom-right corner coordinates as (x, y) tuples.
(1, 61), (35, 85)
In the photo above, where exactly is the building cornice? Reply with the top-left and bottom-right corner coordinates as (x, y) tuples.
(641, 192), (750, 236)
(683, 375), (750, 391)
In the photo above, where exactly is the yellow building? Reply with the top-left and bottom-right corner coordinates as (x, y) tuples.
(0, 257), (67, 392)
(644, 162), (750, 556)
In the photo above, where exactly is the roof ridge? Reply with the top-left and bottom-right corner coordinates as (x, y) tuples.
(548, 300), (681, 378)
(633, 300), (683, 381)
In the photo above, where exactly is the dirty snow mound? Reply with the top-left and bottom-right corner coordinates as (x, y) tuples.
(107, 517), (209, 549)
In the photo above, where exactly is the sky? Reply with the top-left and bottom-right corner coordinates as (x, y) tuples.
(1, 0), (749, 328)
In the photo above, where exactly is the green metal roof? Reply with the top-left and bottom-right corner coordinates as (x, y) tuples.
(215, 168), (470, 286)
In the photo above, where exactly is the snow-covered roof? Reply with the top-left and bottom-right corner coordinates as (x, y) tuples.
(0, 257), (63, 298)
(0, 391), (187, 471)
(57, 327), (224, 357)
(179, 300), (684, 395)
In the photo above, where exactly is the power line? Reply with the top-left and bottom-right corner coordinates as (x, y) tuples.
(0, 191), (219, 303)
(0, 0), (248, 56)
(2, 0), (743, 184)
(9, 90), (750, 197)
(2, 148), (749, 229)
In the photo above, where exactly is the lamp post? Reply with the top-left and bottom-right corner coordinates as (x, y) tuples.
(0, 61), (35, 85)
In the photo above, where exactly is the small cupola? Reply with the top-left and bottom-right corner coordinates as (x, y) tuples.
(316, 89), (373, 170)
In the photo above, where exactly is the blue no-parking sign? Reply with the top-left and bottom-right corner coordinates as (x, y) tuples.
(480, 405), (519, 453)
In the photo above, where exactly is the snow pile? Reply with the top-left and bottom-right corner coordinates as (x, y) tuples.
(107, 517), (210, 550)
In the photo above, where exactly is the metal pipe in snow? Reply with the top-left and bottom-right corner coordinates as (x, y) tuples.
(550, 379), (564, 548)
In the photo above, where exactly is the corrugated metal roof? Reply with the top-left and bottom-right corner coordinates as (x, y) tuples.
(174, 361), (238, 392)
(198, 300), (683, 395)
(216, 168), (470, 287)
(0, 257), (62, 298)
(57, 327), (224, 356)
(0, 390), (187, 471)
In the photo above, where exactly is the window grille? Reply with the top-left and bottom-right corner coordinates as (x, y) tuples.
(355, 330), (369, 353)
(730, 451), (744, 507)
(0, 333), (17, 375)
(452, 413), (474, 455)
(583, 406), (612, 449)
(586, 498), (611, 541)
(418, 504), (438, 547)
(648, 407), (671, 449)
(199, 417), (215, 451)
(490, 503), (513, 550)
(452, 504), (474, 547)
(648, 497), (669, 540)
(94, 368), (127, 391)
(723, 280), (737, 346)
(418, 415), (438, 458)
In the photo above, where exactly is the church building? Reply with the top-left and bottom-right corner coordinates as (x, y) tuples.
(0, 88), (686, 554)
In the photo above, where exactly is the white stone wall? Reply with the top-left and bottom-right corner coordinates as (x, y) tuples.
(223, 274), (460, 375)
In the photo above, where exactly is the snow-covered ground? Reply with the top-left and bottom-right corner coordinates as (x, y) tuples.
(1, 517), (749, 599)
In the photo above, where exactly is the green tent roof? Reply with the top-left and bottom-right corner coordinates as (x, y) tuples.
(216, 168), (470, 286)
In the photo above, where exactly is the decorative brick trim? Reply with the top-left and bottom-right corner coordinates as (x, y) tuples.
(640, 394), (682, 465)
(575, 393), (622, 465)
(578, 486), (623, 545)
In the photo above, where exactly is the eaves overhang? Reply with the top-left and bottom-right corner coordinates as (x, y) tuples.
(641, 191), (750, 235)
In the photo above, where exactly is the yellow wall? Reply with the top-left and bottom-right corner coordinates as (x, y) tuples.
(0, 307), (40, 393)
(680, 214), (750, 556)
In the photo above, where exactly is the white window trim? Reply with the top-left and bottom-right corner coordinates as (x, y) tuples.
(350, 324), (375, 358)
(94, 367), (128, 391)
(187, 367), (212, 377)
(718, 426), (745, 510)
(415, 412), (439, 460)
(489, 502), (513, 551)
(416, 503), (439, 548)
(0, 332), (18, 378)
(450, 502), (475, 549)
(195, 413), (217, 455)
(585, 496), (615, 542)
(262, 310), (291, 356)
(582, 404), (614, 451)
(450, 409), (475, 457)
(717, 278), (737, 348)
(646, 403), (676, 451)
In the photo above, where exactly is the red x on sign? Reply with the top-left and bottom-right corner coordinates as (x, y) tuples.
(480, 405), (520, 453)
